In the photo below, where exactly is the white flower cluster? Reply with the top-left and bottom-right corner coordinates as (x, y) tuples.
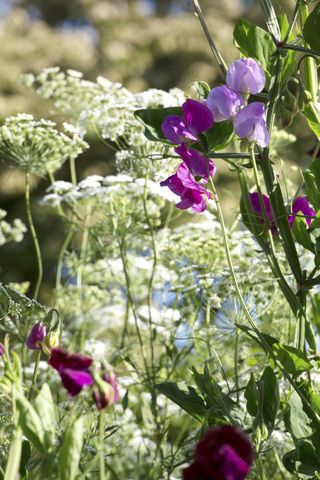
(0, 209), (27, 246)
(23, 68), (184, 179)
(0, 114), (89, 175)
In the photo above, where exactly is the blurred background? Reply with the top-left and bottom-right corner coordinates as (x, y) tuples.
(0, 0), (311, 300)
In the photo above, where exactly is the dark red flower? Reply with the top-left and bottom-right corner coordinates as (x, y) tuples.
(183, 425), (253, 480)
(49, 348), (93, 397)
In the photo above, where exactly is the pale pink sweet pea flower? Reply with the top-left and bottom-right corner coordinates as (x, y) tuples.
(227, 58), (266, 94)
(234, 102), (270, 147)
(206, 85), (244, 122)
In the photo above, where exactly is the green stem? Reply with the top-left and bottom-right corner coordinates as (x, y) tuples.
(234, 328), (239, 402)
(25, 170), (43, 300)
(69, 156), (77, 185)
(99, 410), (106, 480)
(4, 388), (22, 480)
(256, 456), (267, 480)
(299, 2), (319, 103)
(28, 350), (41, 400)
(193, 0), (227, 77)
(55, 229), (74, 291)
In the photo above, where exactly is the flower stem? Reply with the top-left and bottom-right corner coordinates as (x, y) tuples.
(28, 350), (41, 400)
(99, 410), (106, 480)
(4, 387), (22, 480)
(25, 170), (43, 300)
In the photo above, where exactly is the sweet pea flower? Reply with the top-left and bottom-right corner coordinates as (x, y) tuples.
(206, 85), (244, 122)
(183, 425), (253, 480)
(26, 322), (47, 350)
(0, 343), (4, 357)
(234, 102), (270, 147)
(49, 347), (94, 397)
(161, 99), (213, 144)
(249, 192), (277, 234)
(93, 372), (120, 410)
(288, 196), (315, 227)
(160, 162), (211, 213)
(175, 144), (215, 179)
(226, 58), (266, 94)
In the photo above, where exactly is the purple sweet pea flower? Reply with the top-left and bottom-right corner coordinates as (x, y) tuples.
(183, 425), (253, 480)
(49, 348), (94, 397)
(93, 372), (120, 410)
(249, 192), (277, 234)
(234, 102), (270, 147)
(26, 322), (47, 350)
(161, 99), (213, 144)
(175, 144), (215, 179)
(288, 196), (316, 227)
(160, 162), (211, 213)
(206, 85), (244, 122)
(0, 342), (4, 357)
(226, 58), (266, 94)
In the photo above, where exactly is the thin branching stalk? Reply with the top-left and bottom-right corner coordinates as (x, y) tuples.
(25, 170), (43, 300)
(4, 387), (22, 480)
(28, 350), (41, 400)
(99, 410), (106, 480)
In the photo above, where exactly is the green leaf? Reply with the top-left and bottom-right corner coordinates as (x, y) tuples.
(258, 366), (279, 429)
(286, 391), (313, 441)
(16, 393), (45, 452)
(59, 416), (84, 480)
(19, 440), (31, 478)
(134, 107), (181, 143)
(292, 215), (315, 253)
(283, 440), (320, 478)
(205, 121), (234, 152)
(233, 18), (276, 82)
(303, 3), (320, 54)
(155, 382), (206, 420)
(272, 342), (312, 374)
(303, 102), (320, 140)
(34, 384), (56, 449)
(244, 374), (258, 417)
(278, 14), (296, 84)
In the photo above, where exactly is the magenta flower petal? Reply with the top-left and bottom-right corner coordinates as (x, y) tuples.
(182, 99), (213, 134)
(227, 58), (266, 94)
(26, 322), (47, 350)
(0, 343), (4, 357)
(60, 368), (94, 397)
(289, 196), (315, 226)
(175, 144), (216, 179)
(234, 102), (270, 147)
(249, 192), (277, 234)
(161, 115), (197, 144)
(160, 163), (211, 213)
(183, 425), (253, 480)
(49, 347), (93, 372)
(207, 85), (244, 122)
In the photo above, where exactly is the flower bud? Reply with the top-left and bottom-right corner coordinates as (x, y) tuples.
(26, 322), (47, 350)
(92, 372), (119, 410)
(42, 330), (60, 356)
(0, 342), (4, 357)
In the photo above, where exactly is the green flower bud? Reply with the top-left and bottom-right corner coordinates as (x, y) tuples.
(42, 330), (60, 356)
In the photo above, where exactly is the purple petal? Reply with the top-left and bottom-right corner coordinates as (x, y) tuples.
(234, 102), (269, 147)
(26, 322), (47, 350)
(227, 58), (266, 94)
(175, 144), (216, 179)
(289, 196), (315, 226)
(60, 368), (94, 396)
(0, 343), (4, 357)
(207, 85), (244, 122)
(249, 192), (272, 220)
(182, 99), (213, 135)
(161, 115), (197, 144)
(49, 348), (93, 372)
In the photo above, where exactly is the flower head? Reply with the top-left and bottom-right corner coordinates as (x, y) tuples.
(93, 372), (120, 410)
(206, 85), (243, 122)
(161, 99), (213, 144)
(26, 322), (47, 350)
(288, 196), (315, 227)
(175, 144), (215, 179)
(234, 102), (270, 147)
(226, 58), (266, 94)
(49, 347), (93, 396)
(183, 425), (253, 480)
(160, 162), (211, 213)
(249, 192), (277, 234)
